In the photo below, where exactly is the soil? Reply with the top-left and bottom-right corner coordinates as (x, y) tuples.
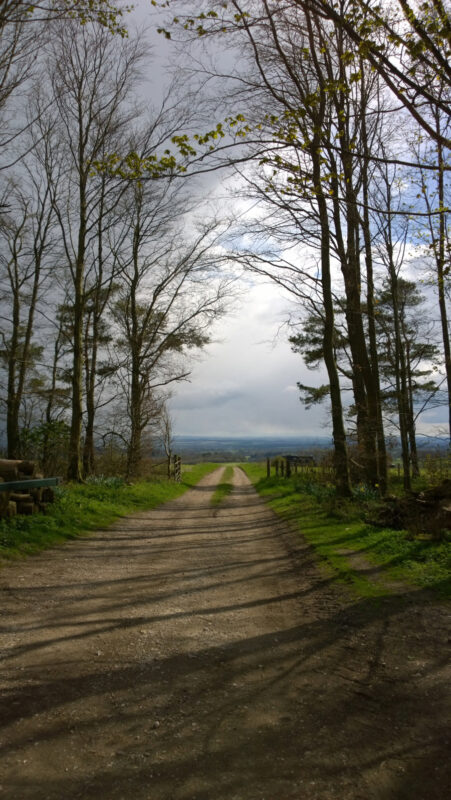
(0, 466), (450, 800)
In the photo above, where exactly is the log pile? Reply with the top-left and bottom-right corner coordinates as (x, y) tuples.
(0, 459), (56, 519)
(367, 479), (451, 541)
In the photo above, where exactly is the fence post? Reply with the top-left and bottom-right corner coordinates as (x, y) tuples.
(266, 458), (270, 478)
(280, 460), (285, 478)
(286, 458), (291, 478)
(174, 455), (181, 482)
(275, 459), (279, 477)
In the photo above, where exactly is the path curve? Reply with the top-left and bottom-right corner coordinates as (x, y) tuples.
(0, 467), (450, 799)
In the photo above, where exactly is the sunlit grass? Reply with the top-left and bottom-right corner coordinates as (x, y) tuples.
(242, 463), (451, 599)
(0, 463), (219, 562)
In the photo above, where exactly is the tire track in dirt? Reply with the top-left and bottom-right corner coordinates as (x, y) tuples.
(0, 467), (450, 799)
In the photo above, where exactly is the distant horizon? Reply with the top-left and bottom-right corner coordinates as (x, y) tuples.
(167, 433), (335, 460)
(173, 434), (332, 440)
(173, 432), (449, 443)
(165, 432), (448, 461)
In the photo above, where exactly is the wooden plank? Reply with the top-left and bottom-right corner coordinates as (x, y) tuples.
(0, 477), (61, 494)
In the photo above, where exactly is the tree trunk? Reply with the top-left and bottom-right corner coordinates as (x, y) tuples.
(126, 362), (142, 480)
(360, 90), (387, 494)
(126, 217), (143, 481)
(82, 312), (96, 476)
(7, 274), (21, 459)
(42, 331), (63, 473)
(313, 147), (352, 497)
(7, 370), (20, 459)
(82, 177), (109, 477)
(67, 258), (85, 482)
(340, 144), (381, 488)
(388, 253), (412, 493)
(328, 142), (380, 487)
(435, 131), (451, 441)
(405, 334), (420, 479)
(67, 172), (86, 482)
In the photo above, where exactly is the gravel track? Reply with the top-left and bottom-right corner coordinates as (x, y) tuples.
(0, 466), (450, 799)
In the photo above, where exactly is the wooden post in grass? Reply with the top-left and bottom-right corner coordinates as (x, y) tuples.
(266, 458), (270, 478)
(275, 459), (279, 477)
(280, 460), (285, 478)
(286, 458), (291, 478)
(172, 455), (181, 482)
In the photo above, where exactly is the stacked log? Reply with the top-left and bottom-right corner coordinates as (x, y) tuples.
(0, 461), (19, 482)
(0, 459), (57, 519)
(7, 501), (17, 517)
(0, 459), (36, 479)
(42, 487), (55, 503)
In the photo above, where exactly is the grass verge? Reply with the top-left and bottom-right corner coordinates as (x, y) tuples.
(0, 463), (218, 562)
(241, 463), (451, 600)
(211, 465), (234, 506)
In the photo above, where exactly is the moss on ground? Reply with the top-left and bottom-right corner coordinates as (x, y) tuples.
(241, 463), (451, 600)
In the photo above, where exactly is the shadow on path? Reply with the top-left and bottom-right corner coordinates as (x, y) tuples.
(0, 467), (449, 800)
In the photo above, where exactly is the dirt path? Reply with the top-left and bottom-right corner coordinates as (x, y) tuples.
(0, 467), (450, 800)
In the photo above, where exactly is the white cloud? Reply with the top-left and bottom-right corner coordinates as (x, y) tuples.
(169, 279), (330, 436)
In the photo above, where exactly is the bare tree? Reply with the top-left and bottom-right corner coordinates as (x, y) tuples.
(0, 2), (130, 35)
(157, 0), (450, 492)
(291, 0), (451, 149)
(43, 20), (146, 480)
(0, 1), (129, 174)
(159, 404), (174, 461)
(110, 180), (233, 477)
(409, 92), (451, 441)
(161, 0), (451, 148)
(375, 278), (442, 479)
(0, 157), (55, 457)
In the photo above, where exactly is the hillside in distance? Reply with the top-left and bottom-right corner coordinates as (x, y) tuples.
(160, 434), (449, 463)
(169, 435), (332, 463)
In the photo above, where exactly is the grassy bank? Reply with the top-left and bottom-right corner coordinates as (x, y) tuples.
(241, 463), (451, 600)
(0, 463), (218, 562)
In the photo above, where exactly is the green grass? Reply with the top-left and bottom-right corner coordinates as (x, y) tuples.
(0, 463), (218, 562)
(241, 463), (451, 600)
(211, 465), (235, 506)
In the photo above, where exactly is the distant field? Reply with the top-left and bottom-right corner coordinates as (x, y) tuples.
(170, 435), (332, 462)
(159, 435), (450, 464)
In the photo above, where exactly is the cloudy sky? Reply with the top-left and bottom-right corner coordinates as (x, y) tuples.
(127, 2), (329, 437)
(169, 280), (330, 436)
(129, 2), (448, 440)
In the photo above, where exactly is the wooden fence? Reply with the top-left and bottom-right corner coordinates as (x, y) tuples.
(266, 455), (317, 479)
(169, 454), (182, 482)
(142, 455), (182, 481)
